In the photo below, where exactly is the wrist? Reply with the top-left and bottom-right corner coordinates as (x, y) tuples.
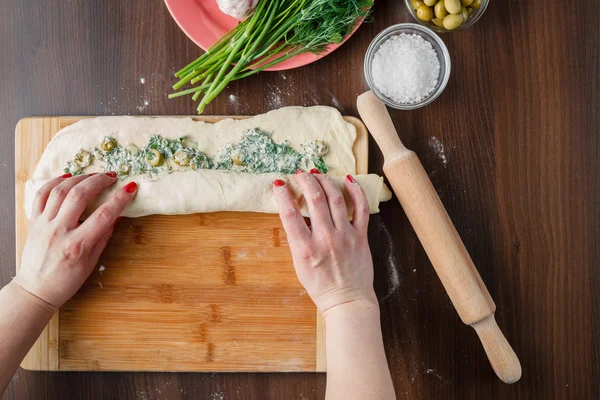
(7, 280), (58, 316)
(322, 293), (380, 322)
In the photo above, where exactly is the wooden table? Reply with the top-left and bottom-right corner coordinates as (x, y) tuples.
(1, 0), (597, 398)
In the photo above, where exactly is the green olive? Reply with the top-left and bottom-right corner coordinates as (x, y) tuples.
(460, 0), (473, 6)
(460, 6), (469, 22)
(424, 0), (437, 6)
(68, 163), (82, 175)
(444, 0), (461, 14)
(117, 162), (130, 175)
(443, 13), (464, 30)
(101, 137), (117, 152)
(416, 5), (434, 21)
(434, 1), (449, 19)
(146, 149), (164, 167)
(432, 17), (444, 27)
(312, 140), (329, 157)
(412, 0), (425, 9)
(74, 150), (92, 168)
(471, 0), (481, 9)
(232, 154), (245, 166)
(174, 151), (189, 166)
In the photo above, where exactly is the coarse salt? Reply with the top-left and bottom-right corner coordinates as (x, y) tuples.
(371, 33), (440, 104)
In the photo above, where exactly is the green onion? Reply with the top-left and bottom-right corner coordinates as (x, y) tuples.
(169, 0), (373, 114)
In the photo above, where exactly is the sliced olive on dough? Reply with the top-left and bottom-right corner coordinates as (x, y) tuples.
(74, 150), (92, 168)
(101, 137), (117, 152)
(232, 154), (245, 166)
(69, 163), (82, 175)
(117, 162), (130, 175)
(174, 151), (190, 166)
(146, 149), (164, 167)
(313, 140), (329, 157)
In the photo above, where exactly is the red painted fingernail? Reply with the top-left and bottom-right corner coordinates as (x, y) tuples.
(295, 169), (303, 175)
(273, 179), (285, 187)
(346, 174), (355, 183)
(89, 173), (98, 176)
(113, 217), (123, 227)
(124, 182), (137, 193)
(309, 168), (320, 174)
(61, 173), (72, 178)
(106, 171), (117, 178)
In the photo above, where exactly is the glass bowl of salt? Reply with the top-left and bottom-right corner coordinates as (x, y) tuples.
(364, 23), (451, 110)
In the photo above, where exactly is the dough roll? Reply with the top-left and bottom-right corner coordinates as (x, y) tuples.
(26, 171), (392, 218)
(25, 108), (392, 219)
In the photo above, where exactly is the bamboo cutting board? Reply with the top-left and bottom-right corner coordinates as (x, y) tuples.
(15, 115), (368, 372)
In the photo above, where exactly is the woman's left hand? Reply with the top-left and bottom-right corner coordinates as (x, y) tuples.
(14, 172), (138, 310)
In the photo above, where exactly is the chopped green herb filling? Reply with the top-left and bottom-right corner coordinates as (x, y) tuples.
(64, 128), (330, 178)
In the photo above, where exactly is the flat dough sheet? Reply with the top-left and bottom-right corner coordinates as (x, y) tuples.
(26, 107), (392, 218)
(33, 106), (357, 178)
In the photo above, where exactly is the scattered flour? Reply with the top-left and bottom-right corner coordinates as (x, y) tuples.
(280, 357), (304, 371)
(136, 390), (149, 400)
(255, 248), (268, 258)
(140, 77), (145, 84)
(266, 90), (283, 109)
(211, 392), (224, 400)
(330, 95), (343, 111)
(237, 250), (247, 260)
(425, 367), (450, 384)
(266, 82), (294, 109)
(370, 214), (401, 300)
(98, 265), (105, 274)
(428, 136), (448, 166)
(98, 281), (103, 289)
(137, 100), (150, 112)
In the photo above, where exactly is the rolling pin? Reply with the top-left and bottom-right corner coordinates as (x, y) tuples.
(357, 91), (522, 384)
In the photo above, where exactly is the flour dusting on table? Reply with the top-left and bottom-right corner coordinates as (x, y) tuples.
(369, 214), (401, 300)
(428, 136), (447, 167)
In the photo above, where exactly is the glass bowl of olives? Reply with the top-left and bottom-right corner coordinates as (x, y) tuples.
(405, 0), (489, 32)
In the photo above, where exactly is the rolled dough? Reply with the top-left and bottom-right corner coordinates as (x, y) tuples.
(25, 107), (392, 218)
(26, 172), (392, 218)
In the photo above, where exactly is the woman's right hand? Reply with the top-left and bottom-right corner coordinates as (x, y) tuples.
(272, 169), (377, 315)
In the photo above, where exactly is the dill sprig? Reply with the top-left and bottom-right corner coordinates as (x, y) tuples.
(169, 0), (373, 114)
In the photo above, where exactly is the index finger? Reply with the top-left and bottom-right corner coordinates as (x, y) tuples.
(55, 172), (119, 228)
(344, 175), (370, 234)
(76, 181), (138, 244)
(31, 173), (72, 219)
(272, 179), (311, 245)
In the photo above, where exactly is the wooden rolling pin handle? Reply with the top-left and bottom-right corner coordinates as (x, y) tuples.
(472, 315), (522, 384)
(353, 90), (408, 159)
(357, 91), (522, 383)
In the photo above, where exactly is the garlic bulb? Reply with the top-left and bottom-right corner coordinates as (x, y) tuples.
(216, 0), (259, 20)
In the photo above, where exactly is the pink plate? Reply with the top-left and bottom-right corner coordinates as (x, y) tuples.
(164, 0), (367, 71)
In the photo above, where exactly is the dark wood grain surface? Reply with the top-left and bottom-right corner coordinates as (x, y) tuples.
(1, 0), (598, 398)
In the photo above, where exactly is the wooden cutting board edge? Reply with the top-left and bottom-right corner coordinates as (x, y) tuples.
(14, 114), (369, 372)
